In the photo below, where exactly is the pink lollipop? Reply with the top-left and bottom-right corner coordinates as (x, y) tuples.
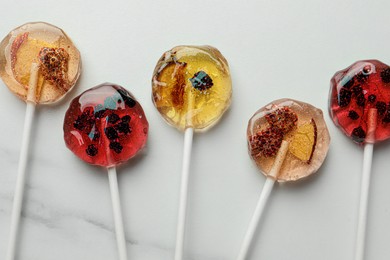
(237, 99), (330, 260)
(63, 83), (148, 260)
(329, 60), (390, 260)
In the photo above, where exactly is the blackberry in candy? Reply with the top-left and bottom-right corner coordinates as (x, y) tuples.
(74, 111), (94, 132)
(368, 94), (376, 103)
(338, 88), (352, 107)
(351, 126), (366, 143)
(348, 110), (359, 120)
(376, 101), (387, 115)
(190, 71), (214, 91)
(356, 93), (365, 107)
(115, 121), (131, 134)
(121, 115), (131, 123)
(352, 85), (363, 95)
(383, 110), (390, 123)
(109, 141), (123, 154)
(107, 113), (120, 124)
(94, 109), (106, 119)
(105, 127), (118, 140)
(86, 144), (98, 156)
(356, 72), (369, 83)
(380, 68), (390, 83)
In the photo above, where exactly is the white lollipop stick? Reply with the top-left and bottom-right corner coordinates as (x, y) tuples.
(6, 63), (39, 260)
(237, 140), (289, 260)
(107, 166), (128, 260)
(174, 127), (194, 260)
(175, 86), (195, 260)
(354, 108), (377, 260)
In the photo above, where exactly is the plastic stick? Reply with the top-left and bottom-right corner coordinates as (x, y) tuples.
(6, 63), (39, 260)
(354, 108), (377, 260)
(236, 140), (289, 260)
(174, 127), (194, 260)
(107, 166), (128, 260)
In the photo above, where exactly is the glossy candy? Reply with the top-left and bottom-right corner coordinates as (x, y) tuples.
(329, 60), (390, 144)
(64, 83), (148, 167)
(0, 22), (81, 104)
(152, 45), (232, 132)
(247, 99), (330, 182)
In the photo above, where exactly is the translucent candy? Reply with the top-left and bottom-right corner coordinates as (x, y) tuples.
(329, 60), (390, 144)
(0, 22), (81, 104)
(63, 83), (148, 167)
(152, 45), (232, 131)
(247, 99), (330, 182)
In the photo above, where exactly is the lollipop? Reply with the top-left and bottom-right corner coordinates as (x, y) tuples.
(152, 45), (232, 259)
(0, 22), (81, 260)
(237, 99), (330, 260)
(329, 60), (390, 260)
(64, 83), (148, 260)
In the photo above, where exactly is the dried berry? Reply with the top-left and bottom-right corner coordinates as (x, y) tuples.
(368, 94), (376, 103)
(380, 68), (390, 83)
(356, 72), (369, 83)
(249, 127), (283, 158)
(376, 101), (387, 115)
(190, 71), (214, 91)
(351, 126), (366, 143)
(115, 121), (131, 134)
(356, 93), (366, 107)
(352, 85), (363, 95)
(265, 107), (298, 133)
(38, 47), (70, 91)
(109, 141), (123, 154)
(94, 109), (106, 119)
(74, 111), (94, 132)
(348, 110), (359, 120)
(107, 113), (120, 124)
(105, 127), (118, 140)
(121, 115), (131, 123)
(338, 88), (352, 107)
(86, 144), (98, 156)
(383, 110), (390, 123)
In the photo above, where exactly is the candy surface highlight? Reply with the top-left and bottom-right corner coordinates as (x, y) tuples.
(0, 22), (81, 104)
(64, 83), (148, 167)
(152, 45), (232, 131)
(247, 99), (330, 182)
(329, 60), (390, 144)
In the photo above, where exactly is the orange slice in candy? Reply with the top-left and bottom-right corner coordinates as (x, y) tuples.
(289, 119), (317, 163)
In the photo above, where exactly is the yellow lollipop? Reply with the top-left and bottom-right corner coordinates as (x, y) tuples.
(152, 45), (232, 260)
(152, 45), (232, 131)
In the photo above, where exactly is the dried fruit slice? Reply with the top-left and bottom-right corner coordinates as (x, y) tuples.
(289, 119), (317, 163)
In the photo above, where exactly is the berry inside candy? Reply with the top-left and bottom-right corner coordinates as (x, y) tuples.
(64, 83), (148, 167)
(329, 60), (390, 144)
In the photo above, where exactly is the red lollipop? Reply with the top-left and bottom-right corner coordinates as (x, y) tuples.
(329, 60), (390, 260)
(64, 83), (148, 260)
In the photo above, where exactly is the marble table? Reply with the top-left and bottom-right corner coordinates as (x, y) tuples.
(1, 0), (390, 259)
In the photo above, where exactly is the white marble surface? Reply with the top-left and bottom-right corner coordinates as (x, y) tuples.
(1, 0), (390, 259)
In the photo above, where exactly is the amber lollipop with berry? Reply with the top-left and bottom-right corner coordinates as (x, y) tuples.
(0, 22), (81, 260)
(236, 99), (330, 260)
(329, 60), (390, 260)
(64, 83), (148, 260)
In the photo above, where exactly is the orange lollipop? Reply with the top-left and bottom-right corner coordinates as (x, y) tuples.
(0, 22), (81, 260)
